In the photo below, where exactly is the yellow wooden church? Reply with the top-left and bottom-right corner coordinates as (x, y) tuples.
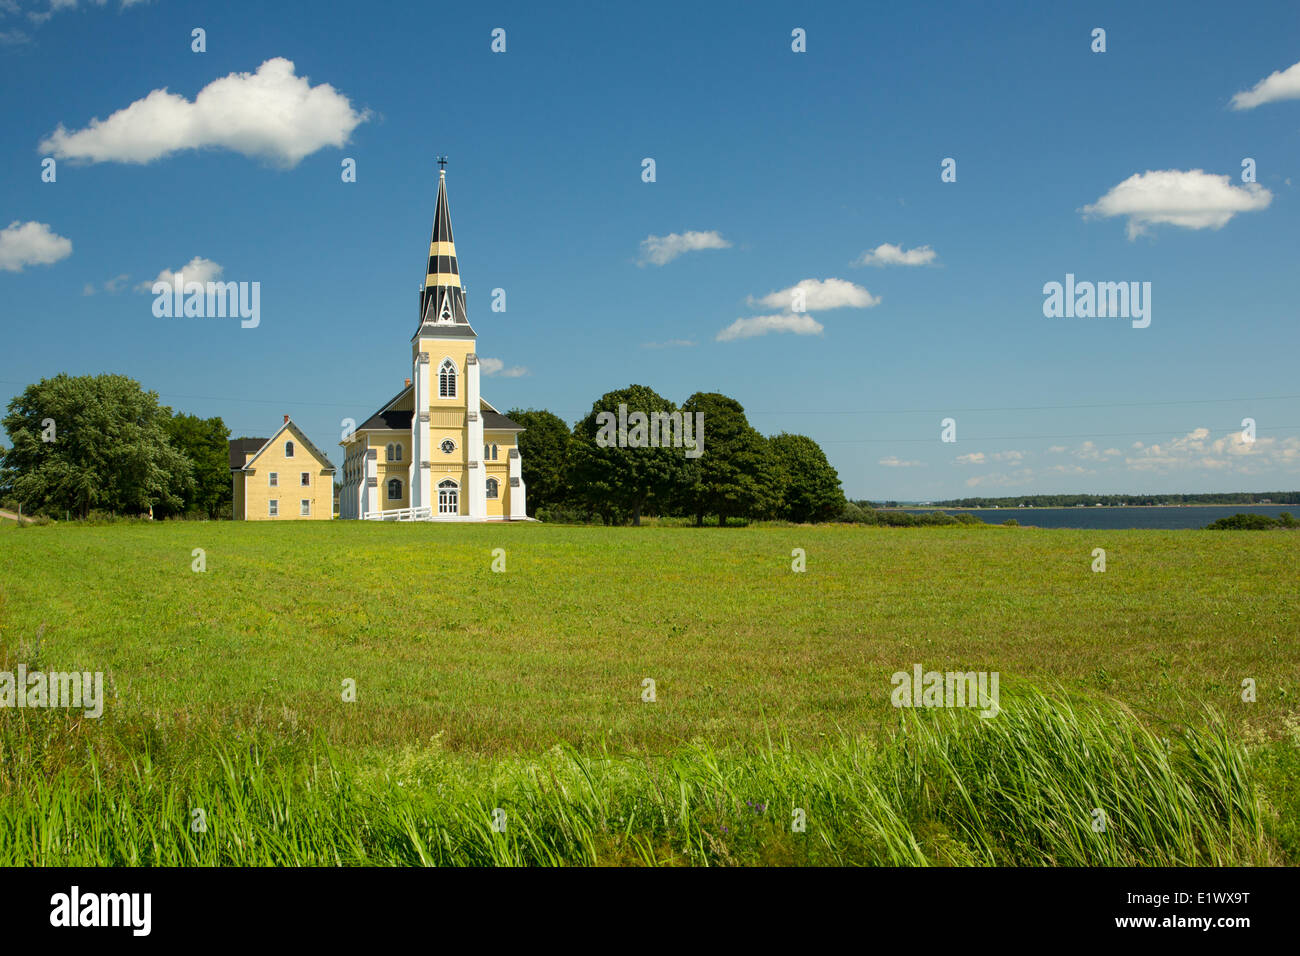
(337, 166), (528, 521)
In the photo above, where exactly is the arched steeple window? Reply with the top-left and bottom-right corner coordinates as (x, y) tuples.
(439, 359), (457, 398)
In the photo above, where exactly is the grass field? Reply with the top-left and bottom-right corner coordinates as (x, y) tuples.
(0, 520), (1296, 865)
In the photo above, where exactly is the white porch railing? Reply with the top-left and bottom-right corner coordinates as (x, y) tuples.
(363, 506), (433, 522)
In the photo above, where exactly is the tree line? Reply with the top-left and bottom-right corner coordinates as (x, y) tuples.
(930, 492), (1300, 508)
(508, 384), (846, 525)
(1, 374), (232, 519)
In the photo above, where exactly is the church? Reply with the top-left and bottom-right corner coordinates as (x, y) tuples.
(338, 166), (528, 521)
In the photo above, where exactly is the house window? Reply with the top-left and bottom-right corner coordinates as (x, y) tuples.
(388, 478), (403, 501)
(268, 499), (278, 517)
(300, 499), (311, 516)
(486, 477), (499, 499)
(285, 441), (295, 458)
(438, 359), (457, 398)
(438, 478), (459, 515)
(301, 472), (310, 487)
(269, 472), (278, 487)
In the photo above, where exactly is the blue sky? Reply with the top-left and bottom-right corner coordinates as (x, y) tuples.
(2, 0), (1298, 500)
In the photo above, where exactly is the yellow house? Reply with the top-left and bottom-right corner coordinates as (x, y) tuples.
(338, 165), (529, 522)
(230, 416), (336, 520)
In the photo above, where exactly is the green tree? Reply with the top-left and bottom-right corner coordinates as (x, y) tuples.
(568, 384), (687, 526)
(506, 408), (571, 517)
(162, 412), (231, 518)
(0, 373), (191, 518)
(679, 392), (781, 526)
(769, 432), (844, 523)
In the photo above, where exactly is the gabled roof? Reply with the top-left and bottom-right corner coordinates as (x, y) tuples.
(350, 385), (414, 437)
(344, 390), (525, 438)
(483, 410), (524, 431)
(229, 437), (268, 469)
(236, 420), (336, 473)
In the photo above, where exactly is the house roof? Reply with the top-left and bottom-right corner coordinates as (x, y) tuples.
(228, 437), (268, 469)
(234, 420), (336, 473)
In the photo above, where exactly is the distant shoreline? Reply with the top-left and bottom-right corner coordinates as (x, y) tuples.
(883, 503), (1293, 510)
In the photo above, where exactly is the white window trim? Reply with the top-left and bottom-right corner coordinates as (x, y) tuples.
(285, 441), (295, 458)
(268, 499), (278, 517)
(300, 499), (311, 516)
(438, 358), (458, 399)
(269, 472), (278, 487)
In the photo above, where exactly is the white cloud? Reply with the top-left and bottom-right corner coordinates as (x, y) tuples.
(879, 456), (923, 468)
(40, 57), (370, 167)
(0, 220), (72, 272)
(480, 357), (528, 378)
(1126, 427), (1299, 474)
(716, 312), (823, 342)
(964, 469), (1035, 488)
(956, 450), (1025, 465)
(854, 243), (937, 267)
(749, 277), (880, 311)
(1073, 441), (1122, 462)
(639, 339), (696, 349)
(137, 256), (222, 291)
(1081, 169), (1272, 239)
(83, 272), (130, 295)
(637, 230), (730, 266)
(1231, 59), (1300, 110)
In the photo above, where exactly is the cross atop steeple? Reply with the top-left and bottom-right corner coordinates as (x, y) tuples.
(436, 155), (448, 171)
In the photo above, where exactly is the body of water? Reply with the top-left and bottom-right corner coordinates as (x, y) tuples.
(896, 505), (1297, 530)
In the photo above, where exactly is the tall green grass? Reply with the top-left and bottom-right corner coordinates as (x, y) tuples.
(0, 688), (1278, 866)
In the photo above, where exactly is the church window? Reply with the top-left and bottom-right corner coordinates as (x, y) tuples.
(387, 478), (403, 501)
(440, 438), (456, 454)
(439, 359), (457, 398)
(491, 443), (499, 460)
(486, 477), (499, 499)
(386, 443), (403, 462)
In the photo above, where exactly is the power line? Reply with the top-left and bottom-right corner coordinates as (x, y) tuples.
(822, 425), (1300, 444)
(1, 380), (1296, 419)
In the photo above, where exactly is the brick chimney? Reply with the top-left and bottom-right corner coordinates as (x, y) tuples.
(405, 377), (412, 387)
(283, 414), (289, 424)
